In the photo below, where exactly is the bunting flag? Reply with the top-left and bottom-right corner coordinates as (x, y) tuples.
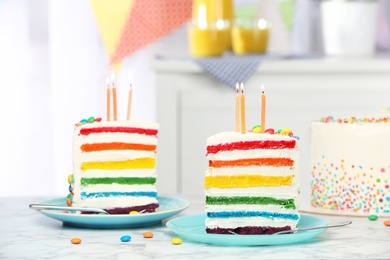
(89, 0), (192, 69)
(89, 0), (135, 71)
(110, 0), (192, 67)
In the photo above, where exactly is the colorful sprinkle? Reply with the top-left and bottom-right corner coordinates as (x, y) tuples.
(319, 116), (390, 124)
(143, 232), (153, 238)
(129, 211), (139, 215)
(70, 238), (82, 244)
(120, 235), (131, 242)
(368, 215), (378, 221)
(171, 238), (182, 245)
(67, 175), (73, 184)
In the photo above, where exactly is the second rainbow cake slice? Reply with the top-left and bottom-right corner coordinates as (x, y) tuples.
(205, 132), (300, 234)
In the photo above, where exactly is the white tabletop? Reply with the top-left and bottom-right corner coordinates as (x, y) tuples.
(1, 195), (389, 259)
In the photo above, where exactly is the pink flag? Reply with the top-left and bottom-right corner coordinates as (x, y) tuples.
(111, 0), (192, 66)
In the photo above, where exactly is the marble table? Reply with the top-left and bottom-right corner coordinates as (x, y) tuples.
(1, 195), (389, 259)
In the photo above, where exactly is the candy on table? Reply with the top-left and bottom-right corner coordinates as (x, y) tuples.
(70, 238), (82, 244)
(143, 232), (153, 238)
(368, 215), (378, 221)
(171, 238), (182, 245)
(120, 235), (131, 242)
(384, 220), (390, 226)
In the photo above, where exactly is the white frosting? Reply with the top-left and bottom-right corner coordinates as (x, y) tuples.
(74, 196), (158, 209)
(311, 121), (390, 213)
(205, 218), (298, 229)
(205, 205), (297, 214)
(80, 169), (156, 178)
(207, 131), (298, 146)
(74, 184), (157, 193)
(205, 187), (299, 199)
(77, 150), (156, 163)
(206, 166), (298, 177)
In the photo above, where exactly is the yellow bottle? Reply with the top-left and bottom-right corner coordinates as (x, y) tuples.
(188, 0), (233, 58)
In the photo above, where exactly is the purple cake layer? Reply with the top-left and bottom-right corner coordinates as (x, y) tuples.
(81, 203), (159, 215)
(206, 225), (292, 235)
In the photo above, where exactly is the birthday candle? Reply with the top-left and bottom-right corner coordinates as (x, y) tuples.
(127, 70), (133, 121)
(240, 83), (246, 134)
(106, 77), (111, 121)
(111, 72), (117, 121)
(235, 83), (240, 132)
(261, 84), (266, 133)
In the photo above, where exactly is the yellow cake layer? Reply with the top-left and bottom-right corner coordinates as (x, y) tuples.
(205, 175), (294, 189)
(81, 158), (155, 171)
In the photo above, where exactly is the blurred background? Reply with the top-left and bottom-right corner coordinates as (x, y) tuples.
(1, 0), (390, 199)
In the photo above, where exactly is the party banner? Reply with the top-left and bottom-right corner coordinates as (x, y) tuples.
(90, 0), (192, 69)
(89, 0), (135, 69)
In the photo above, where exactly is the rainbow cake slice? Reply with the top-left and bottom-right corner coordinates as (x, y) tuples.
(205, 132), (300, 234)
(311, 115), (390, 214)
(70, 120), (159, 214)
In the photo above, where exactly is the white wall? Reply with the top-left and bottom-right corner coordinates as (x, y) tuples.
(0, 0), (189, 197)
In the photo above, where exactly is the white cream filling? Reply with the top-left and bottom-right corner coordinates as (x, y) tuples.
(205, 218), (299, 229)
(207, 132), (298, 146)
(78, 169), (156, 178)
(207, 149), (299, 161)
(206, 166), (298, 176)
(73, 196), (158, 208)
(205, 204), (298, 214)
(75, 150), (156, 163)
(205, 187), (299, 199)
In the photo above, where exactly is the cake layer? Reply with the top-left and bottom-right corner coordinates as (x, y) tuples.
(80, 142), (156, 152)
(74, 196), (158, 208)
(206, 204), (297, 213)
(205, 187), (299, 199)
(77, 150), (155, 163)
(206, 196), (297, 209)
(207, 149), (299, 161)
(79, 126), (158, 136)
(207, 132), (299, 147)
(80, 191), (157, 199)
(81, 158), (155, 171)
(206, 226), (292, 235)
(207, 139), (297, 154)
(205, 217), (298, 229)
(209, 158), (294, 168)
(80, 177), (156, 186)
(205, 175), (294, 189)
(208, 166), (297, 176)
(76, 133), (158, 146)
(80, 169), (155, 178)
(75, 183), (157, 193)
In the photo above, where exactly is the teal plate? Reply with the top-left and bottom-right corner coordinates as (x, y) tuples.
(166, 214), (328, 246)
(33, 196), (189, 229)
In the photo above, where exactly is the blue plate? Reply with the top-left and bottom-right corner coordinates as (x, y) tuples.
(34, 196), (189, 229)
(166, 214), (328, 246)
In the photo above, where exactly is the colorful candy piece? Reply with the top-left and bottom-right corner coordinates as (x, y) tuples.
(384, 220), (390, 226)
(281, 128), (293, 136)
(66, 198), (72, 206)
(95, 117), (102, 122)
(87, 116), (95, 123)
(129, 211), (139, 215)
(171, 238), (182, 245)
(368, 215), (378, 221)
(252, 125), (261, 133)
(70, 238), (82, 244)
(67, 175), (73, 184)
(143, 232), (153, 238)
(80, 119), (87, 124)
(265, 128), (275, 134)
(120, 235), (131, 242)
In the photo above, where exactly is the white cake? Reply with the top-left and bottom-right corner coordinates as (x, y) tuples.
(311, 115), (390, 214)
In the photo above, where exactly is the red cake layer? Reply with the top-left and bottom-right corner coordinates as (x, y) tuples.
(207, 140), (296, 155)
(79, 127), (158, 136)
(206, 225), (292, 235)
